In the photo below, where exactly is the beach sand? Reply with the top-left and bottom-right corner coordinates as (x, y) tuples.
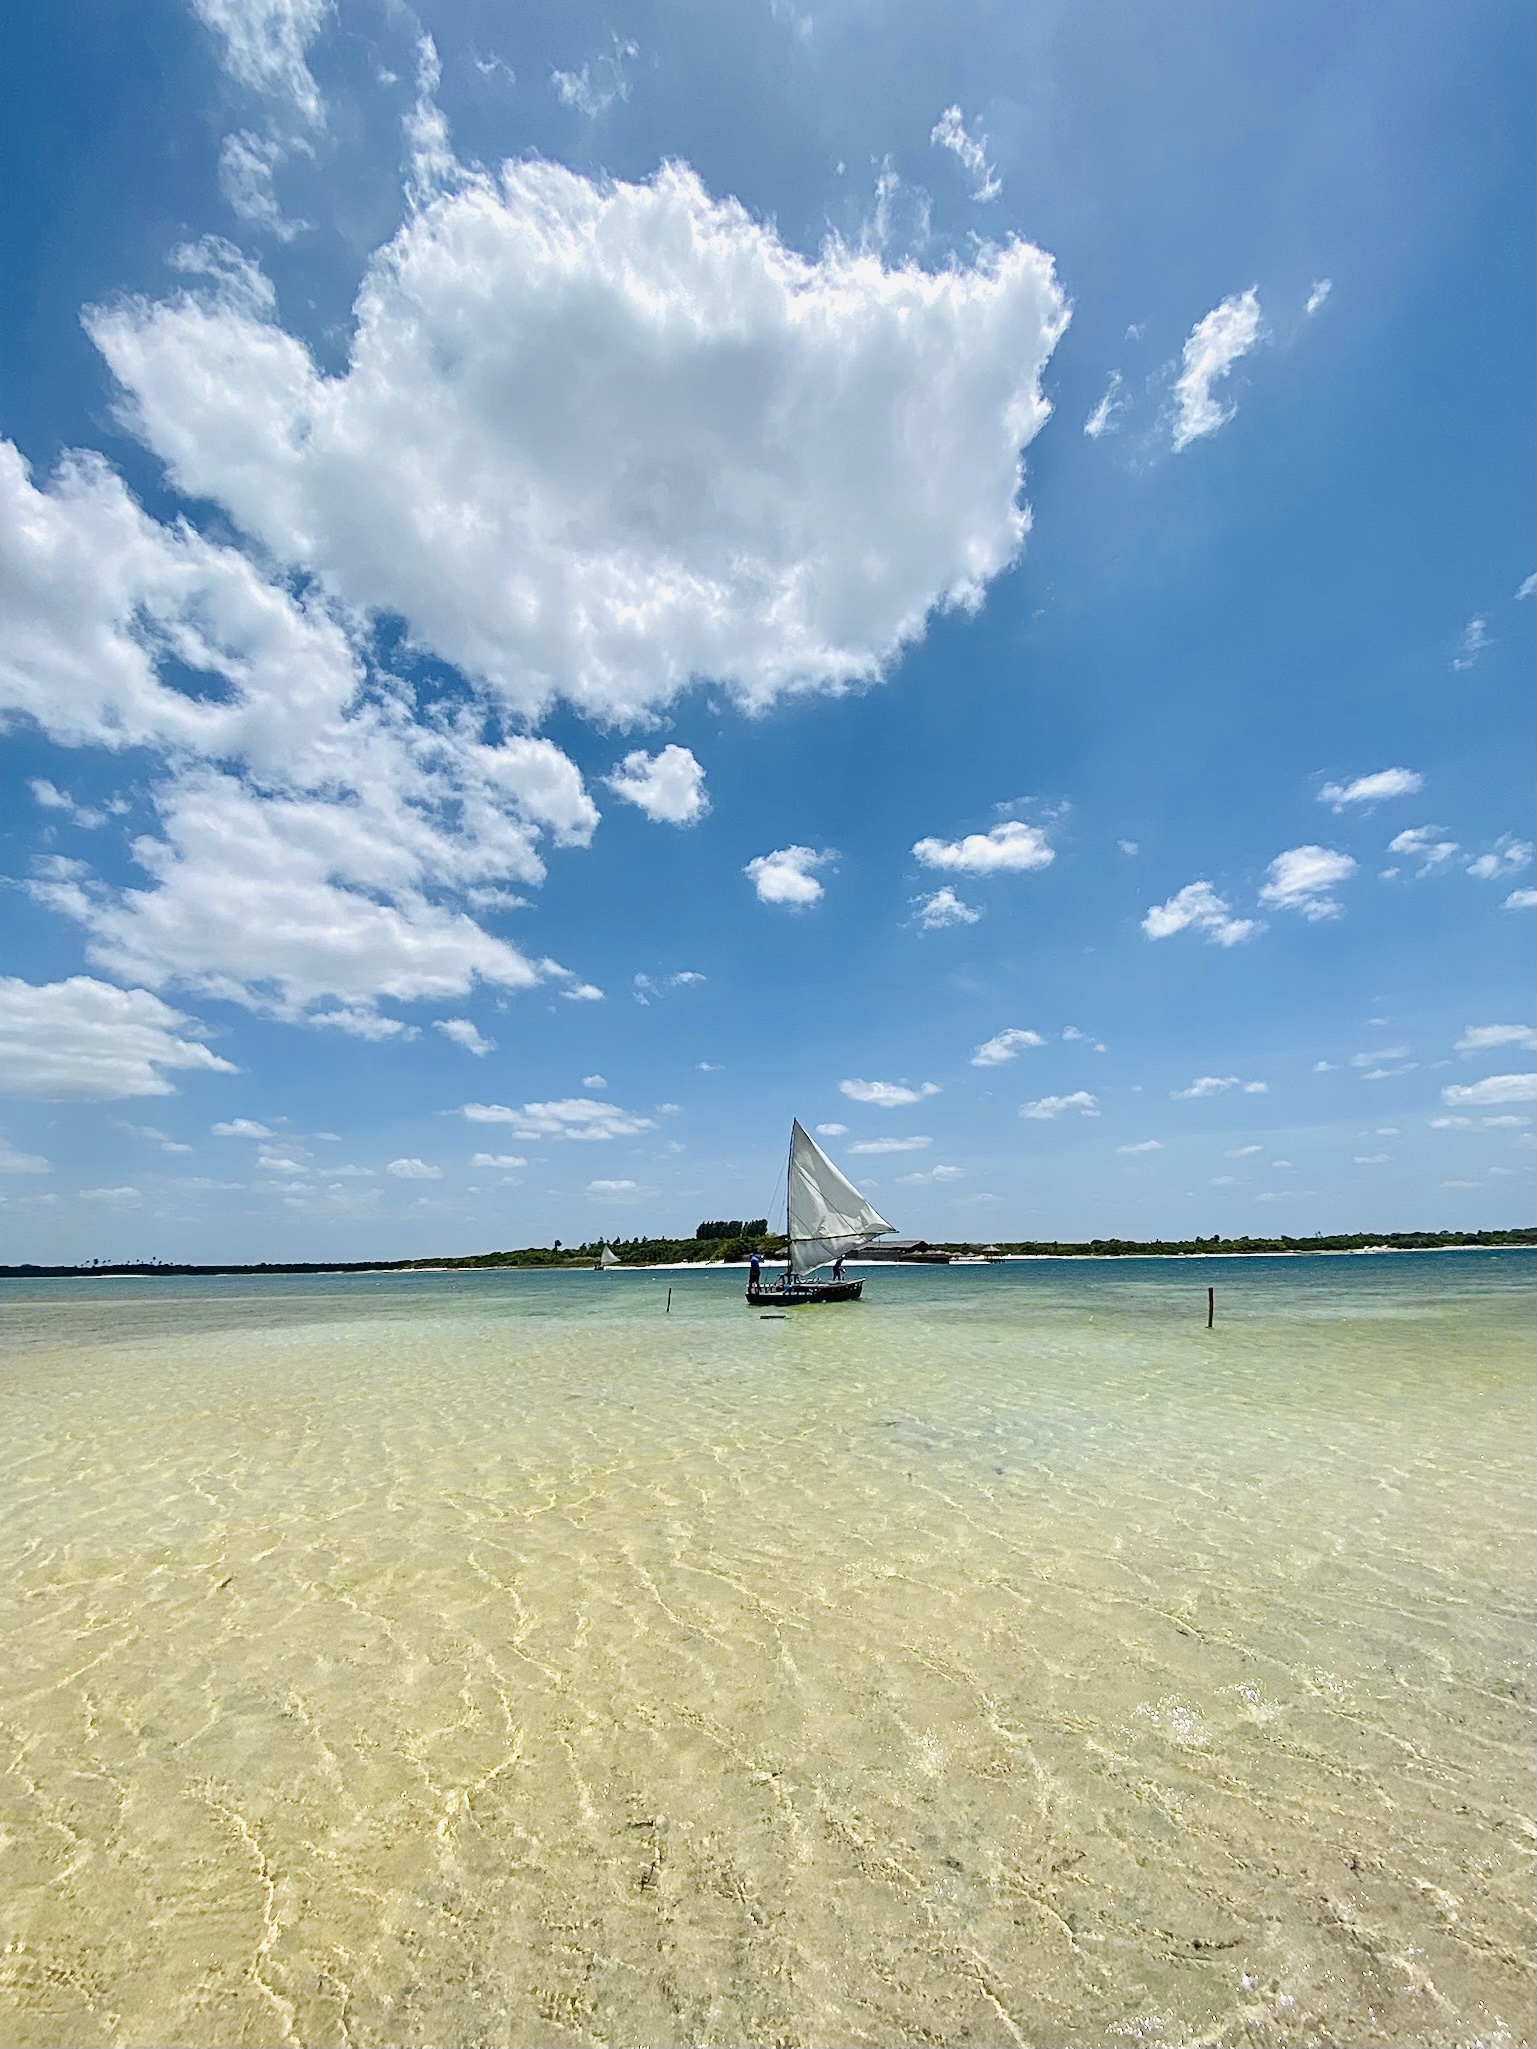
(0, 1252), (1531, 2047)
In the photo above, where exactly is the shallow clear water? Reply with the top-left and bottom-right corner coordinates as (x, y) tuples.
(0, 1253), (1531, 2048)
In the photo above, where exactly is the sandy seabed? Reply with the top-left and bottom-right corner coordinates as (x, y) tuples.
(1, 1252), (1532, 2047)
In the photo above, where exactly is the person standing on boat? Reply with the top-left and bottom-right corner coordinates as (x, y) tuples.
(748, 1250), (762, 1292)
(831, 1254), (845, 1281)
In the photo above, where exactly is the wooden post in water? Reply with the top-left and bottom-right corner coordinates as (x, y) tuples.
(666, 1287), (672, 1315)
(1207, 1285), (1215, 1329)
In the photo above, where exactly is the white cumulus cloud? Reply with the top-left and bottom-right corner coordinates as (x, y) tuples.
(912, 886), (981, 929)
(471, 1152), (526, 1168)
(1022, 1091), (1099, 1120)
(1142, 881), (1257, 946)
(1386, 826), (1460, 877)
(1116, 1139), (1161, 1155)
(1171, 288), (1263, 450)
(386, 1157), (442, 1179)
(0, 976), (237, 1102)
(1466, 835), (1533, 881)
(1455, 1024), (1536, 1055)
(1259, 845), (1357, 920)
(586, 1177), (639, 1195)
(461, 1097), (657, 1140)
(1318, 767), (1422, 811)
(0, 1135), (52, 1174)
(606, 745), (709, 825)
(912, 821), (1053, 874)
(1441, 1074), (1536, 1109)
(1504, 887), (1537, 911)
(839, 1079), (940, 1108)
(970, 1028), (1045, 1067)
(814, 1122), (848, 1137)
(848, 1136), (933, 1154)
(87, 159), (1067, 726)
(746, 846), (832, 907)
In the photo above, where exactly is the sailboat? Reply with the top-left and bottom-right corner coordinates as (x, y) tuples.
(596, 1243), (620, 1270)
(747, 1119), (895, 1305)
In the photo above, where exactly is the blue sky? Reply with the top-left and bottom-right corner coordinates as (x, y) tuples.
(1, 0), (1533, 1262)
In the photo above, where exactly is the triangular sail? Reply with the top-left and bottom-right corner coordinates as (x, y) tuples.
(599, 1244), (619, 1269)
(786, 1119), (894, 1276)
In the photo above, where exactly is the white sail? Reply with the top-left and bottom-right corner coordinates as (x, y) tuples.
(786, 1119), (894, 1276)
(599, 1244), (619, 1269)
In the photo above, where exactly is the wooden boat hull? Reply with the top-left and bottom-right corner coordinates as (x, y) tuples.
(747, 1279), (864, 1305)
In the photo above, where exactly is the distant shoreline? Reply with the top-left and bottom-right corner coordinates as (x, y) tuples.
(3, 1230), (1532, 1283)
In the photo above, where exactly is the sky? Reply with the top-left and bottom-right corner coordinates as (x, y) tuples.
(1, 0), (1533, 1263)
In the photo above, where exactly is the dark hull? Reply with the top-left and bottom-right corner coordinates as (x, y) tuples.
(747, 1279), (864, 1305)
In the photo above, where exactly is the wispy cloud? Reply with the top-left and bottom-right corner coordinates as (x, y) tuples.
(1466, 835), (1533, 881)
(1385, 827), (1459, 877)
(848, 1136), (932, 1154)
(929, 105), (1000, 201)
(1305, 279), (1333, 316)
(1022, 1091), (1099, 1120)
(1084, 370), (1127, 439)
(1116, 1139), (1161, 1155)
(1318, 767), (1421, 811)
(840, 1079), (940, 1108)
(461, 1098), (657, 1140)
(1172, 1076), (1268, 1100)
(971, 1028), (1045, 1067)
(434, 1018), (494, 1056)
(552, 34), (637, 118)
(1451, 617), (1490, 670)
(1171, 288), (1263, 450)
(912, 886), (982, 929)
(1455, 1024), (1536, 1055)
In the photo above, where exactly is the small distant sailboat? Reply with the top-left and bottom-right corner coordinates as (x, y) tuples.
(747, 1119), (895, 1305)
(596, 1243), (620, 1270)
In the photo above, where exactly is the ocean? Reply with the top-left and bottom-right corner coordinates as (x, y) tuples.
(1, 1251), (1531, 2047)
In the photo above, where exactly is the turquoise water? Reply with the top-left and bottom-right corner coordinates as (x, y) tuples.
(0, 1253), (1532, 2046)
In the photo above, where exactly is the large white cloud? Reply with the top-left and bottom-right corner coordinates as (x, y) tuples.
(0, 976), (238, 1101)
(3, 439), (604, 1028)
(87, 158), (1069, 724)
